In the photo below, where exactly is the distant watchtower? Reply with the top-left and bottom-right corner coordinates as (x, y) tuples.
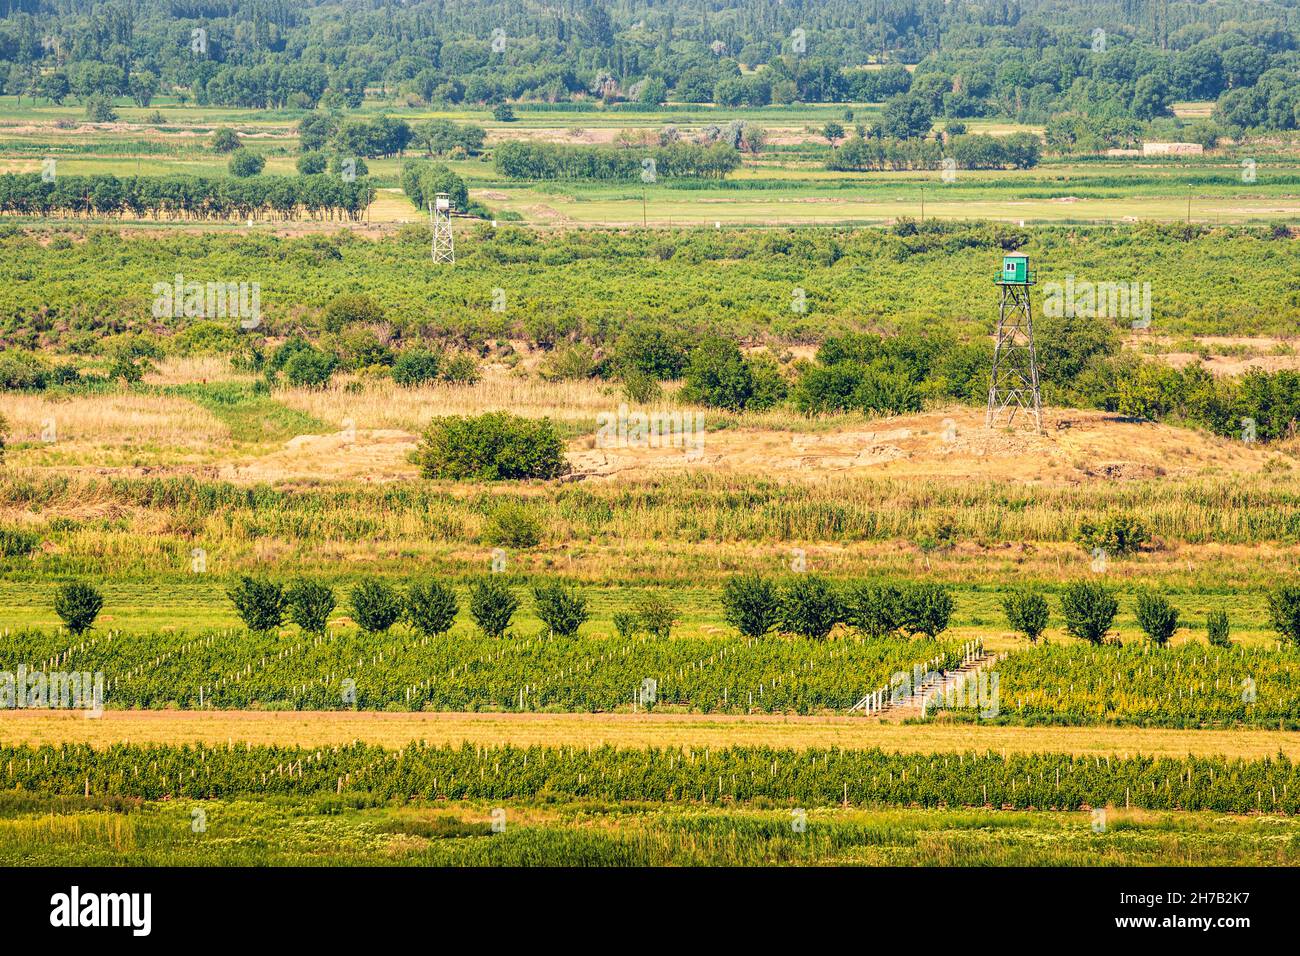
(986, 252), (1043, 432)
(430, 193), (454, 264)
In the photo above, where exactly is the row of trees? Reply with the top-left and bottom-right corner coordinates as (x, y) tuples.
(227, 575), (588, 641)
(0, 173), (374, 221)
(36, 571), (1300, 654)
(826, 131), (1040, 172)
(493, 141), (742, 181)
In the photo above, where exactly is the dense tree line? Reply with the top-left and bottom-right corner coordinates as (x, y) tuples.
(826, 132), (1040, 171)
(2, 1), (1297, 130)
(0, 173), (374, 221)
(494, 141), (741, 181)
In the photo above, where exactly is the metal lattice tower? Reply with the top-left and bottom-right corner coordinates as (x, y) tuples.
(430, 193), (454, 264)
(986, 252), (1043, 433)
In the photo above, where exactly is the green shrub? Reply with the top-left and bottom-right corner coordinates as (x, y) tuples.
(1076, 514), (1150, 557)
(1135, 589), (1179, 645)
(1002, 588), (1049, 642)
(211, 127), (241, 153)
(440, 353), (480, 384)
(0, 351), (52, 391)
(898, 582), (954, 639)
(406, 580), (458, 637)
(469, 577), (520, 638)
(633, 593), (678, 639)
(721, 574), (781, 638)
(680, 335), (754, 411)
(612, 611), (639, 640)
(1206, 610), (1231, 648)
(779, 575), (842, 639)
(0, 527), (38, 558)
(0, 412), (6, 462)
(417, 412), (569, 481)
(1060, 580), (1118, 644)
(843, 582), (903, 638)
(1267, 586), (1300, 645)
(283, 348), (338, 388)
(296, 151), (327, 174)
(323, 294), (384, 333)
(485, 504), (543, 548)
(613, 323), (693, 380)
(621, 368), (662, 403)
(227, 577), (286, 633)
(532, 582), (588, 637)
(391, 348), (442, 386)
(350, 579), (403, 634)
(228, 148), (265, 177)
(286, 579), (335, 634)
(53, 582), (103, 636)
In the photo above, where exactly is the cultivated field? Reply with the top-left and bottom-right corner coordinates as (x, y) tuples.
(4, 90), (1300, 870)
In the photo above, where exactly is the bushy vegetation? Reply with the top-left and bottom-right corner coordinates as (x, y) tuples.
(1002, 589), (1050, 643)
(532, 582), (589, 638)
(405, 580), (459, 638)
(468, 577), (520, 638)
(1135, 589), (1180, 645)
(349, 579), (404, 634)
(52, 582), (103, 636)
(721, 574), (782, 639)
(227, 577), (286, 634)
(417, 413), (569, 481)
(1060, 580), (1119, 645)
(285, 579), (335, 635)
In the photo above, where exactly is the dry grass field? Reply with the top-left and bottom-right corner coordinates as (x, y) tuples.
(6, 709), (1300, 759)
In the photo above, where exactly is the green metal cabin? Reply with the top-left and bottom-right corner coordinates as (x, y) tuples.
(998, 253), (1032, 284)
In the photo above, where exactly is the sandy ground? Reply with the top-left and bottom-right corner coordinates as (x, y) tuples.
(2, 709), (1295, 758)
(18, 404), (1276, 486)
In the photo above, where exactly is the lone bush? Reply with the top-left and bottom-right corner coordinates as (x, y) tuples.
(228, 148), (265, 177)
(634, 593), (678, 639)
(391, 348), (442, 387)
(469, 577), (519, 638)
(1206, 610), (1231, 647)
(843, 582), (903, 638)
(350, 579), (403, 634)
(485, 504), (543, 548)
(779, 575), (842, 639)
(417, 412), (569, 481)
(227, 577), (286, 633)
(406, 580), (458, 637)
(612, 611), (639, 640)
(532, 582), (588, 637)
(283, 348), (338, 388)
(1076, 514), (1150, 557)
(721, 574), (781, 638)
(286, 579), (335, 634)
(53, 582), (103, 636)
(1060, 580), (1118, 644)
(1002, 588), (1049, 642)
(1135, 588), (1179, 645)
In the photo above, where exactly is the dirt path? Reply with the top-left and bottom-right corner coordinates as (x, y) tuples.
(2, 710), (1296, 759)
